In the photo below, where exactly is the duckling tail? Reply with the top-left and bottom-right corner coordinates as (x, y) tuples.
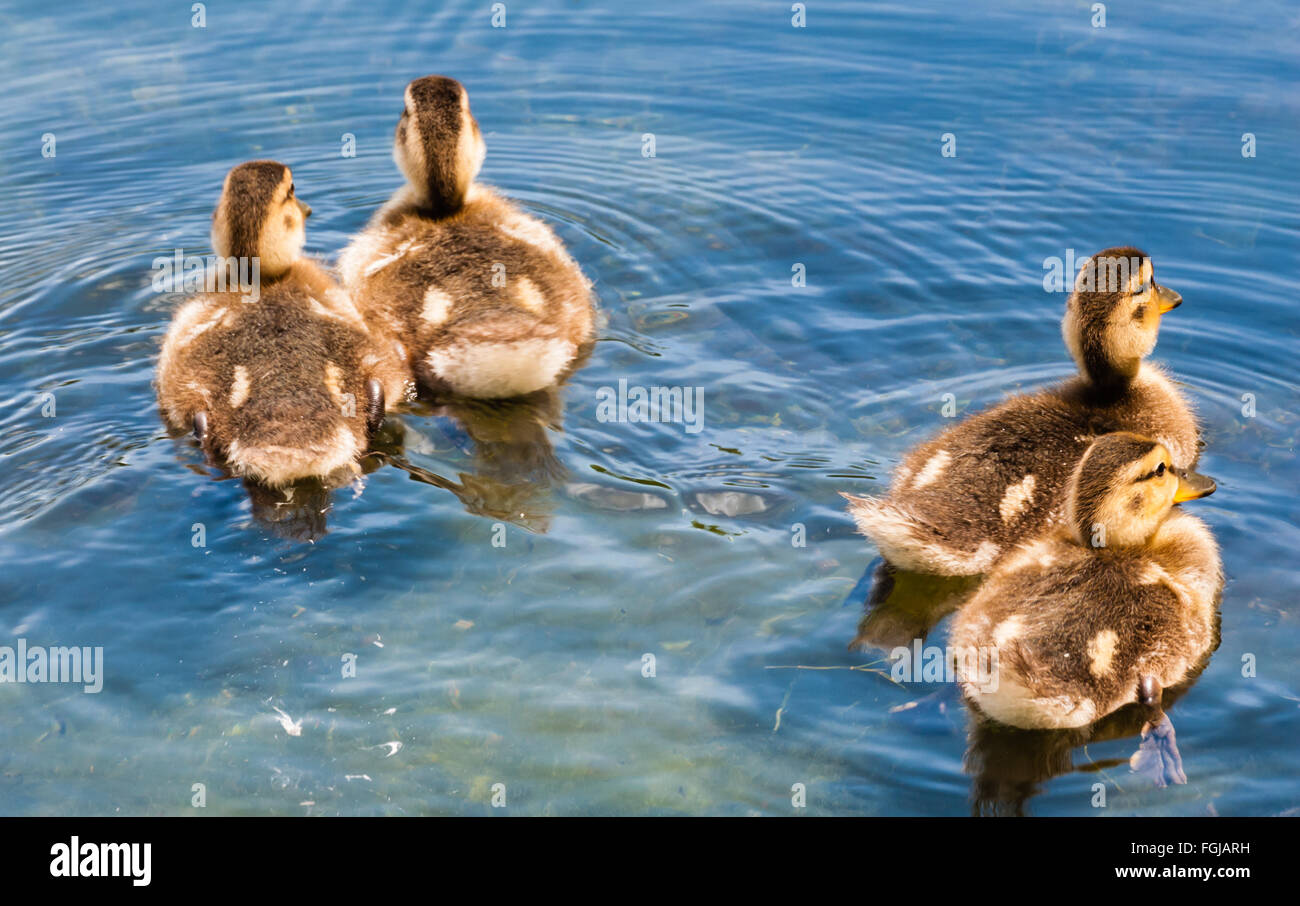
(423, 336), (577, 399)
(226, 424), (363, 487)
(841, 493), (999, 576)
(222, 397), (366, 488)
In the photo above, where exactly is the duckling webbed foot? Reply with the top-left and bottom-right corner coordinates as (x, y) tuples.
(1130, 713), (1186, 787)
(1138, 674), (1161, 707)
(365, 378), (385, 436)
(1129, 677), (1186, 787)
(192, 410), (217, 465)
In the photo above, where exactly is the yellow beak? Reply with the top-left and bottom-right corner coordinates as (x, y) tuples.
(1173, 468), (1216, 502)
(1156, 283), (1182, 314)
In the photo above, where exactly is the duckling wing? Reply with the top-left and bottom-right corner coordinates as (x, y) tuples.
(841, 493), (1002, 576)
(854, 393), (1089, 575)
(954, 549), (1214, 729)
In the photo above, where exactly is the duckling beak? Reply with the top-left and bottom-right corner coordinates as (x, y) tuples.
(1173, 468), (1216, 502)
(1156, 283), (1182, 313)
(296, 198), (312, 219)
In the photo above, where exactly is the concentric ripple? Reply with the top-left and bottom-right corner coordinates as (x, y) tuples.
(0, 0), (1296, 816)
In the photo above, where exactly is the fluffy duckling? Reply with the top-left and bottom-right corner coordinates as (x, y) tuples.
(844, 247), (1195, 575)
(949, 432), (1220, 744)
(157, 161), (409, 487)
(338, 75), (596, 399)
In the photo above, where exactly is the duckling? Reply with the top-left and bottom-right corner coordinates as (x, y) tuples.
(843, 247), (1196, 575)
(157, 160), (409, 487)
(949, 432), (1220, 755)
(338, 75), (596, 400)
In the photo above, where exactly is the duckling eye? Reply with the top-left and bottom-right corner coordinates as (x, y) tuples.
(1133, 280), (1150, 295)
(288, 183), (295, 198)
(1137, 462), (1167, 482)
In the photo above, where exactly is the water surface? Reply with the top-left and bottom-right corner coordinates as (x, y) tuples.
(0, 0), (1297, 815)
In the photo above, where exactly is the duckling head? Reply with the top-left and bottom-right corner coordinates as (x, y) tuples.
(1065, 432), (1215, 549)
(394, 75), (486, 217)
(1061, 247), (1183, 391)
(211, 160), (312, 279)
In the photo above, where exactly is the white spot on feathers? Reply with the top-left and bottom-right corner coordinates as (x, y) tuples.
(421, 287), (455, 325)
(998, 474), (1036, 523)
(362, 239), (418, 278)
(1088, 629), (1118, 677)
(993, 616), (1024, 648)
(910, 450), (951, 490)
(324, 361), (345, 407)
(513, 277), (546, 315)
(229, 365), (251, 408)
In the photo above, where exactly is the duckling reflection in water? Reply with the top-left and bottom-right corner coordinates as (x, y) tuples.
(186, 423), (402, 543)
(175, 382), (569, 540)
(243, 477), (336, 542)
(963, 654), (1213, 816)
(373, 387), (568, 533)
(850, 560), (982, 652)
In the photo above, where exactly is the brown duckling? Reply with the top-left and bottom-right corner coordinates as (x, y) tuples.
(338, 75), (596, 399)
(949, 432), (1221, 781)
(844, 247), (1196, 575)
(157, 160), (409, 487)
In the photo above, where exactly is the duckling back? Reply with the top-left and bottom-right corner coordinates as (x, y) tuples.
(340, 188), (594, 399)
(157, 265), (405, 486)
(845, 367), (1197, 575)
(338, 75), (594, 400)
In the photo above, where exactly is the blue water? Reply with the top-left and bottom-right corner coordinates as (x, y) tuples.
(0, 0), (1296, 815)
